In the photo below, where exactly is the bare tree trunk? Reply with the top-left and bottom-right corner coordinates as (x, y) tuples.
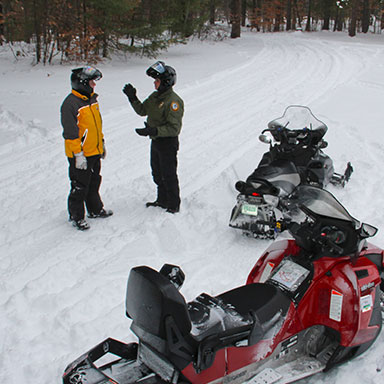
(32, 0), (41, 63)
(362, 0), (370, 33)
(293, 0), (301, 28)
(305, 0), (312, 31)
(322, 0), (331, 30)
(349, 0), (358, 37)
(0, 2), (3, 39)
(1, 0), (12, 42)
(209, 0), (215, 24)
(230, 0), (241, 38)
(334, 4), (344, 31)
(42, 0), (49, 64)
(274, 1), (283, 32)
(286, 0), (292, 31)
(241, 0), (246, 26)
(83, 0), (88, 60)
(255, 0), (262, 31)
(382, 10), (384, 31)
(334, 6), (339, 31)
(102, 31), (108, 58)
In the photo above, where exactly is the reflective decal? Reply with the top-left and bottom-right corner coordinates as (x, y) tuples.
(260, 262), (275, 283)
(360, 294), (373, 312)
(329, 289), (343, 322)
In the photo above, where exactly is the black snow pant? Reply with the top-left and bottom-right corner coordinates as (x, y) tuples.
(150, 137), (180, 211)
(67, 155), (104, 221)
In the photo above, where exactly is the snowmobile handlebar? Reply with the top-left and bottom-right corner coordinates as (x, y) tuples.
(315, 230), (345, 255)
(261, 127), (311, 145)
(261, 127), (329, 154)
(288, 220), (345, 256)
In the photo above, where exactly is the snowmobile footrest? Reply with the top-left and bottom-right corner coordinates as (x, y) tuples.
(246, 356), (325, 384)
(62, 338), (140, 384)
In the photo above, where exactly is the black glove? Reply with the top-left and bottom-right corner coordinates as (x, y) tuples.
(123, 83), (138, 102)
(135, 123), (158, 137)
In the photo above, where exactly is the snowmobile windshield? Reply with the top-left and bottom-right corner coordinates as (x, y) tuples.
(293, 185), (359, 226)
(268, 105), (327, 133)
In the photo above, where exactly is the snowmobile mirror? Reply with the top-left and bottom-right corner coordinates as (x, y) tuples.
(360, 223), (378, 239)
(235, 180), (247, 193)
(319, 140), (328, 149)
(159, 264), (185, 290)
(259, 134), (271, 144)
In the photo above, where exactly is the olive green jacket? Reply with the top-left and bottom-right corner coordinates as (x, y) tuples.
(130, 88), (184, 138)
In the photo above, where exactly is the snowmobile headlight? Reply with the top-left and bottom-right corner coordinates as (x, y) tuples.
(263, 194), (279, 207)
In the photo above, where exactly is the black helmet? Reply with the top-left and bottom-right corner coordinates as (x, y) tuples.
(71, 66), (102, 97)
(146, 61), (176, 92)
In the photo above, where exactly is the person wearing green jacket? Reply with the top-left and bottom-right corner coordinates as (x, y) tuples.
(123, 61), (184, 213)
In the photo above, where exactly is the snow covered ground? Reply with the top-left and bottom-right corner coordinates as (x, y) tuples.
(1, 30), (384, 383)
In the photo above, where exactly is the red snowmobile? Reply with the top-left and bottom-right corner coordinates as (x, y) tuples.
(63, 186), (383, 384)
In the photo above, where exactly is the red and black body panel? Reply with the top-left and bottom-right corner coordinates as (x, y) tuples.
(246, 240), (383, 367)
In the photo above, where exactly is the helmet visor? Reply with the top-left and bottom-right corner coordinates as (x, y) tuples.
(81, 66), (102, 81)
(146, 61), (166, 78)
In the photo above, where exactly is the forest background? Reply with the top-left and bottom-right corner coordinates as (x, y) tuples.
(1, 0), (384, 64)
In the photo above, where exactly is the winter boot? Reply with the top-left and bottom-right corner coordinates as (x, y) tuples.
(71, 218), (90, 231)
(166, 207), (180, 214)
(88, 208), (113, 219)
(146, 201), (167, 209)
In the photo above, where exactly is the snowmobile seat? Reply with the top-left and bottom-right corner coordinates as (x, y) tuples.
(188, 292), (253, 342)
(189, 283), (290, 342)
(191, 283), (291, 372)
(216, 282), (291, 347)
(217, 282), (291, 325)
(247, 159), (301, 196)
(125, 267), (291, 375)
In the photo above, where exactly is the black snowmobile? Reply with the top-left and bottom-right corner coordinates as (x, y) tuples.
(229, 105), (353, 239)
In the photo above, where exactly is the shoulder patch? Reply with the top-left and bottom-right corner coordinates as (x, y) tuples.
(171, 101), (180, 112)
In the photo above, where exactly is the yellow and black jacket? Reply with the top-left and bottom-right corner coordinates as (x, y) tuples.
(61, 90), (104, 158)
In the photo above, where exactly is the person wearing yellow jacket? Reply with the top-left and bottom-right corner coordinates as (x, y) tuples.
(60, 66), (112, 230)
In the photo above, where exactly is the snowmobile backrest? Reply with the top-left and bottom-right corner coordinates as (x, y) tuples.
(247, 160), (301, 196)
(126, 266), (192, 339)
(236, 179), (279, 196)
